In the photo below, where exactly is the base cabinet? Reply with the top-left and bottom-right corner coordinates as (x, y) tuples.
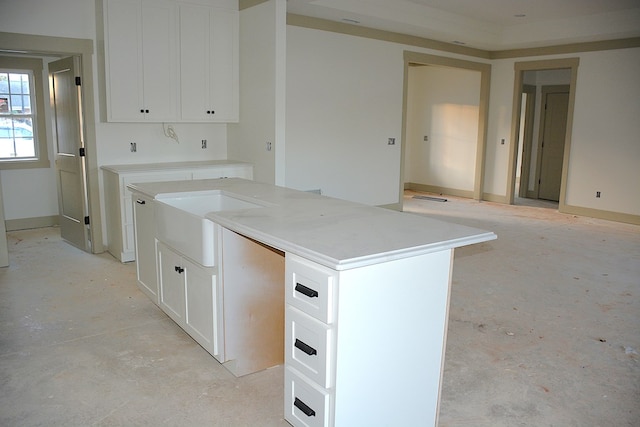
(157, 241), (220, 358)
(284, 249), (455, 427)
(132, 193), (157, 302)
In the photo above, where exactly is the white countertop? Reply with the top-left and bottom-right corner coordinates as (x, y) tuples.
(101, 159), (251, 173)
(128, 178), (496, 270)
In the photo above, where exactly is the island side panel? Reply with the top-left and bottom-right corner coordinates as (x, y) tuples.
(333, 249), (453, 426)
(220, 228), (285, 377)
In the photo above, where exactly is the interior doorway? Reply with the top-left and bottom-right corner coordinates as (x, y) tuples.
(508, 58), (579, 211)
(400, 51), (491, 204)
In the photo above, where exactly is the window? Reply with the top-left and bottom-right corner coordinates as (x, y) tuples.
(0, 57), (49, 169)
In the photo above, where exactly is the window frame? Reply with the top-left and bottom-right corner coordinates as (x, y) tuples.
(0, 56), (49, 170)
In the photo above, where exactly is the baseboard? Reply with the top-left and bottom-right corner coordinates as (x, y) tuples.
(5, 215), (59, 231)
(561, 204), (640, 225)
(404, 182), (474, 199)
(482, 193), (509, 203)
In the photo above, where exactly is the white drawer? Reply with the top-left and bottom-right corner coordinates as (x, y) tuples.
(286, 306), (335, 388)
(286, 254), (337, 324)
(285, 367), (332, 427)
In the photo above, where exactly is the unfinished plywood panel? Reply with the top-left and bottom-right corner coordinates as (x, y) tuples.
(221, 228), (285, 376)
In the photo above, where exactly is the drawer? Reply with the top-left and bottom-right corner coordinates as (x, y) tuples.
(286, 254), (337, 324)
(286, 306), (335, 388)
(285, 367), (332, 427)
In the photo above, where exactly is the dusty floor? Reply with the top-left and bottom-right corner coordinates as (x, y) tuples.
(0, 193), (638, 426)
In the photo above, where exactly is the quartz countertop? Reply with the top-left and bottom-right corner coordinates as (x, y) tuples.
(128, 178), (496, 270)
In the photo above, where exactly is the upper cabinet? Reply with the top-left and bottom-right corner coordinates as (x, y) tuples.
(102, 0), (238, 123)
(180, 4), (239, 122)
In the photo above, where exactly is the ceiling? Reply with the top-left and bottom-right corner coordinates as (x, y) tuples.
(286, 0), (640, 50)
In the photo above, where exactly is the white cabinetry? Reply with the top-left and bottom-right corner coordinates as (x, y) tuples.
(179, 4), (238, 122)
(102, 0), (238, 123)
(157, 241), (219, 357)
(132, 193), (157, 302)
(102, 161), (253, 262)
(285, 250), (455, 427)
(103, 0), (179, 122)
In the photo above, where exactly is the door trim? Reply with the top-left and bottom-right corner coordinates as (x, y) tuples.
(400, 51), (491, 204)
(507, 58), (579, 212)
(0, 31), (104, 253)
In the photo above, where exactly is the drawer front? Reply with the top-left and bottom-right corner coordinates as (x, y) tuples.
(286, 306), (335, 388)
(285, 367), (332, 427)
(286, 254), (337, 324)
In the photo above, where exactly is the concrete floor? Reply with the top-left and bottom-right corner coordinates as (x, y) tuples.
(1, 194), (638, 426)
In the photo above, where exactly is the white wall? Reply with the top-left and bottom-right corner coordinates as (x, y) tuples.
(405, 65), (480, 192)
(286, 25), (639, 217)
(286, 26), (404, 205)
(228, 0), (287, 185)
(488, 49), (640, 216)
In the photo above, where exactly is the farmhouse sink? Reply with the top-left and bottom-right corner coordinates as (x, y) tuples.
(154, 191), (266, 266)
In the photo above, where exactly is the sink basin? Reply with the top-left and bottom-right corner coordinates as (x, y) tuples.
(154, 191), (265, 266)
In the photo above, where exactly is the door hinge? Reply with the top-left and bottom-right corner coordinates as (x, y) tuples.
(75, 76), (81, 86)
(79, 147), (86, 157)
(84, 216), (90, 225)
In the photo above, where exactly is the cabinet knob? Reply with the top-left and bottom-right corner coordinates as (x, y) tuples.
(174, 266), (184, 274)
(140, 109), (144, 113)
(145, 109), (149, 113)
(294, 397), (316, 417)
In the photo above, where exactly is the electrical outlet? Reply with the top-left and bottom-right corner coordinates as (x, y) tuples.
(201, 139), (207, 149)
(596, 191), (601, 198)
(388, 138), (396, 145)
(130, 142), (137, 152)
(266, 141), (272, 151)
(423, 135), (429, 142)
(501, 138), (506, 145)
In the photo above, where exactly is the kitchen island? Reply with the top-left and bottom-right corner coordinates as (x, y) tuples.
(128, 178), (496, 427)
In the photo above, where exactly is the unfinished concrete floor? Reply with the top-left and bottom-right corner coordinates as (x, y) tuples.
(1, 193), (638, 426)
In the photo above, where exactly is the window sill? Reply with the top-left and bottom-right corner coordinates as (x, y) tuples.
(0, 158), (50, 170)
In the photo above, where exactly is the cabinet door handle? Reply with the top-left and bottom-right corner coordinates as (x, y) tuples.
(294, 339), (317, 356)
(294, 397), (316, 417)
(136, 199), (146, 205)
(175, 266), (184, 274)
(295, 283), (318, 298)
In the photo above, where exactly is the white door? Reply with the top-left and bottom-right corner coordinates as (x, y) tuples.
(49, 57), (90, 251)
(538, 88), (569, 202)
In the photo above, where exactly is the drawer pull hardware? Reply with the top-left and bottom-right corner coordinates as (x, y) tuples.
(294, 397), (316, 417)
(136, 199), (146, 205)
(294, 339), (317, 356)
(295, 283), (318, 298)
(174, 266), (184, 274)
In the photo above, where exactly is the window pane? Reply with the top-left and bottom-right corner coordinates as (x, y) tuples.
(0, 70), (38, 162)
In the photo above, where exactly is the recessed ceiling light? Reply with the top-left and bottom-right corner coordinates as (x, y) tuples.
(342, 18), (360, 24)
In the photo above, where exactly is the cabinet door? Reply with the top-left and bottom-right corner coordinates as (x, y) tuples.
(104, 0), (144, 121)
(209, 8), (238, 122)
(132, 194), (158, 303)
(103, 0), (178, 122)
(157, 242), (185, 325)
(183, 258), (219, 357)
(179, 5), (238, 122)
(141, 0), (179, 121)
(179, 4), (211, 121)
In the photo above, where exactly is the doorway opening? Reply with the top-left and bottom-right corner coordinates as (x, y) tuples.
(0, 32), (102, 253)
(400, 51), (491, 206)
(508, 58), (579, 211)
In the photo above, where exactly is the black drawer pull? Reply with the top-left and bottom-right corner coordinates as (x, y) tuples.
(295, 283), (318, 298)
(136, 199), (146, 205)
(294, 397), (316, 417)
(295, 339), (317, 356)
